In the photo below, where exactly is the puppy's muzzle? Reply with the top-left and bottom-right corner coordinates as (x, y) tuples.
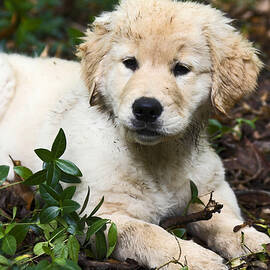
(132, 97), (163, 123)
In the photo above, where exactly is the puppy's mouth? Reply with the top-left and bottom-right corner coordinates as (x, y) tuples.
(127, 119), (163, 144)
(134, 128), (162, 144)
(136, 129), (160, 137)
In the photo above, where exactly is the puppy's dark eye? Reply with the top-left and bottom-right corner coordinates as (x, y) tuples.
(173, 63), (190, 77)
(122, 57), (138, 71)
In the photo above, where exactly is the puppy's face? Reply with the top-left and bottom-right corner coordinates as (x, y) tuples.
(79, 0), (261, 146)
(101, 30), (212, 145)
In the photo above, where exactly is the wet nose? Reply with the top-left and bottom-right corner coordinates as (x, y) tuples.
(132, 97), (163, 122)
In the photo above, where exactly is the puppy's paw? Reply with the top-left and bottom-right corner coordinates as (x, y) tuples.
(241, 227), (270, 254)
(139, 240), (227, 270)
(111, 217), (227, 270)
(180, 241), (228, 270)
(212, 226), (270, 259)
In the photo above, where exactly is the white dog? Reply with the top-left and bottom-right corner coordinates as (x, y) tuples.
(0, 0), (269, 269)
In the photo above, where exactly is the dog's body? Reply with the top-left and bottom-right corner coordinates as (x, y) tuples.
(0, 0), (269, 269)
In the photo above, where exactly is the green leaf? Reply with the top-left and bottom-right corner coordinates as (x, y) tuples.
(2, 235), (17, 255)
(68, 27), (84, 46)
(0, 255), (9, 266)
(40, 184), (60, 201)
(89, 196), (104, 217)
(208, 119), (222, 129)
(236, 118), (256, 129)
(79, 186), (90, 215)
(107, 222), (117, 258)
(0, 165), (9, 182)
(192, 197), (204, 206)
(62, 200), (80, 214)
(46, 162), (61, 186)
(190, 180), (198, 201)
(171, 228), (186, 239)
(60, 172), (81, 184)
(5, 223), (16, 234)
(56, 159), (82, 177)
(34, 242), (49, 256)
(51, 129), (67, 158)
(86, 219), (108, 240)
(67, 235), (80, 263)
(64, 213), (82, 235)
(95, 230), (107, 260)
(12, 207), (17, 220)
(14, 166), (33, 180)
(35, 148), (54, 162)
(14, 254), (31, 263)
(40, 206), (61, 224)
(34, 260), (50, 270)
(42, 245), (53, 256)
(38, 223), (57, 240)
(54, 241), (68, 259)
(9, 225), (30, 245)
(61, 186), (76, 200)
(39, 184), (59, 205)
(50, 227), (66, 241)
(55, 258), (81, 270)
(23, 169), (47, 185)
(0, 225), (4, 239)
(181, 267), (189, 270)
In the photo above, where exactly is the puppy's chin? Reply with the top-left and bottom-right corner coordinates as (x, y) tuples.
(134, 133), (163, 146)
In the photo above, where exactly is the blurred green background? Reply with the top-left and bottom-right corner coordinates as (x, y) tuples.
(0, 0), (269, 62)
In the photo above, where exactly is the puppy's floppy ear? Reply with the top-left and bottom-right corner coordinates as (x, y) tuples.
(205, 12), (263, 114)
(77, 12), (112, 106)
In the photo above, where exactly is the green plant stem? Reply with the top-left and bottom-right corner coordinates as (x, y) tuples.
(21, 254), (43, 265)
(0, 181), (24, 190)
(1, 222), (38, 226)
(0, 209), (12, 220)
(48, 227), (66, 243)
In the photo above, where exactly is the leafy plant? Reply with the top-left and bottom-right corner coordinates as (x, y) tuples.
(232, 118), (257, 140)
(0, 0), (116, 58)
(207, 119), (232, 140)
(208, 118), (257, 140)
(0, 129), (117, 269)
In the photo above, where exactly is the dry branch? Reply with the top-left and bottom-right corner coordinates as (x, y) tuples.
(160, 193), (223, 230)
(78, 255), (145, 270)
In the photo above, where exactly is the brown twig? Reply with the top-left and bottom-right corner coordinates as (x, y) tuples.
(78, 255), (145, 270)
(160, 193), (223, 230)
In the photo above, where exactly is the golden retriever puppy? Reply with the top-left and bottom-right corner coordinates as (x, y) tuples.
(0, 0), (269, 269)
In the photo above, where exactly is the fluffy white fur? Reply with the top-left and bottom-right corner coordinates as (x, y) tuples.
(0, 0), (269, 269)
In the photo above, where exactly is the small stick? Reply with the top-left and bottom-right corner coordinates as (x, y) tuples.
(78, 255), (144, 270)
(160, 194), (223, 230)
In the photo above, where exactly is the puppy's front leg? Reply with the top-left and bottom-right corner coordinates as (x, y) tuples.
(188, 181), (270, 259)
(102, 214), (227, 270)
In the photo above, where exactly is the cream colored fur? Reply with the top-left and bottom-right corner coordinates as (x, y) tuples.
(0, 0), (269, 269)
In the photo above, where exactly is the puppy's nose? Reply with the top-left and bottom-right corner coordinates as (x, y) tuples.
(132, 97), (163, 122)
